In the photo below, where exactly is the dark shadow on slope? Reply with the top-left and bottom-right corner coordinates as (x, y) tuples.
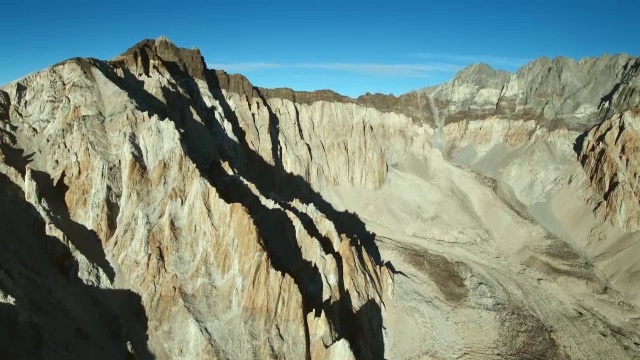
(599, 82), (622, 120)
(98, 56), (387, 359)
(573, 131), (588, 156)
(0, 145), (33, 176)
(29, 169), (116, 282)
(205, 71), (383, 265)
(0, 139), (115, 281)
(0, 171), (154, 360)
(598, 58), (640, 121)
(325, 297), (385, 360)
(210, 159), (324, 347)
(0, 301), (42, 360)
(0, 96), (35, 177)
(382, 261), (409, 277)
(205, 113), (384, 360)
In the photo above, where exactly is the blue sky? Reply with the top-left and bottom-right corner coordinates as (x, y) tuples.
(1, 0), (639, 97)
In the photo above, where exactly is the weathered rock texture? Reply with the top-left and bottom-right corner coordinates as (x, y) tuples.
(0, 37), (393, 360)
(0, 37), (640, 359)
(578, 111), (640, 231)
(422, 55), (640, 129)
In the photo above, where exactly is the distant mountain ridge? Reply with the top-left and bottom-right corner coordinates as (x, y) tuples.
(420, 54), (640, 129)
(226, 53), (640, 131)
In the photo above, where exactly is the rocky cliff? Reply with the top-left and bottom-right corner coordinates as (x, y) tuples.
(577, 111), (640, 231)
(0, 37), (393, 359)
(1, 37), (640, 359)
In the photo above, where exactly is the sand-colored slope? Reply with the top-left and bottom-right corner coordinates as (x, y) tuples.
(325, 140), (640, 359)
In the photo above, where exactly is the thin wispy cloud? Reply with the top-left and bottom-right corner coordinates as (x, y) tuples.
(300, 63), (461, 77)
(407, 53), (531, 69)
(207, 62), (283, 72)
(206, 61), (463, 78)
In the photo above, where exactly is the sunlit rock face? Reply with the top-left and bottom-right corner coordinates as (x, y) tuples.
(0, 38), (393, 360)
(0, 37), (639, 359)
(422, 55), (640, 129)
(577, 111), (640, 231)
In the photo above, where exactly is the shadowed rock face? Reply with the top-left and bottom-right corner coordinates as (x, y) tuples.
(0, 37), (393, 360)
(1, 37), (640, 359)
(0, 167), (153, 360)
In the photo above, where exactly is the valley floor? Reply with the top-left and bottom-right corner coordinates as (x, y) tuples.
(325, 145), (640, 359)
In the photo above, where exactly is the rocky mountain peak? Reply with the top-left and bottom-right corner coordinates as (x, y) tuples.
(419, 53), (640, 129)
(451, 62), (511, 88)
(112, 36), (207, 80)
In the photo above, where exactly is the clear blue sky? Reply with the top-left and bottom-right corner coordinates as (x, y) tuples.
(1, 0), (639, 97)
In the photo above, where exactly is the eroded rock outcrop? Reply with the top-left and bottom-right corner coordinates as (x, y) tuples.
(1, 37), (640, 359)
(0, 37), (393, 359)
(423, 54), (640, 129)
(578, 111), (640, 231)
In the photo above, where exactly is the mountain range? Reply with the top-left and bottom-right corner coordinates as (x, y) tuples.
(0, 37), (639, 359)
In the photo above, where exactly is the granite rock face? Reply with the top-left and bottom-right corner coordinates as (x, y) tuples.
(422, 55), (640, 129)
(1, 37), (640, 359)
(0, 38), (393, 359)
(577, 111), (640, 231)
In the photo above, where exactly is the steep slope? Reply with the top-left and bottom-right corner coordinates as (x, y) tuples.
(1, 37), (640, 359)
(577, 111), (640, 231)
(0, 37), (393, 359)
